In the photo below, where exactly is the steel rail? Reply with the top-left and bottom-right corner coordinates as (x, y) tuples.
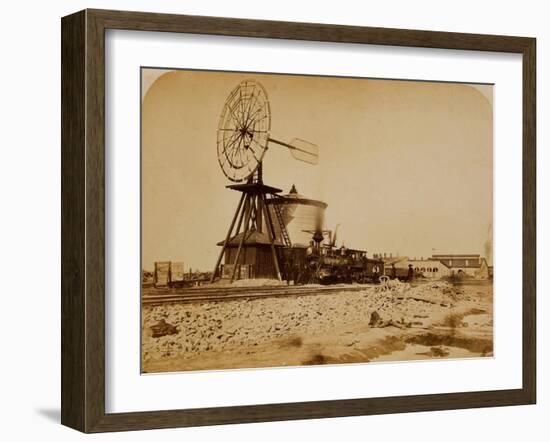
(142, 284), (371, 306)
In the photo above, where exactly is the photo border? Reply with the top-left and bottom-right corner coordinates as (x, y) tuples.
(61, 9), (536, 432)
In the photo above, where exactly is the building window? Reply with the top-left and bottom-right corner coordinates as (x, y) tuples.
(421, 267), (426, 272)
(433, 268), (438, 273)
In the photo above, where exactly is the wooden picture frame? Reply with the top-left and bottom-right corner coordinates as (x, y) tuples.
(61, 8), (536, 433)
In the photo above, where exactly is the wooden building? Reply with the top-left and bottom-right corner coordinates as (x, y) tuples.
(217, 229), (284, 280)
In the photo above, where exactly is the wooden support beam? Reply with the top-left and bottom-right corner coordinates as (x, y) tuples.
(230, 194), (254, 283)
(261, 194), (282, 281)
(210, 192), (245, 282)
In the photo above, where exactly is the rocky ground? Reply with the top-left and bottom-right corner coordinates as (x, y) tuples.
(142, 280), (493, 373)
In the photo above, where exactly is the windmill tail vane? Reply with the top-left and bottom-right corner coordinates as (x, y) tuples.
(268, 137), (319, 165)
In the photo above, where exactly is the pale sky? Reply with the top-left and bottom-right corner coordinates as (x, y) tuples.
(141, 69), (493, 271)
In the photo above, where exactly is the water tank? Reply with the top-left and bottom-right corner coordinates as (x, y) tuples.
(267, 184), (327, 247)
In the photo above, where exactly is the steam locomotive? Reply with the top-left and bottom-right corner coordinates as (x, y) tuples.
(280, 241), (385, 285)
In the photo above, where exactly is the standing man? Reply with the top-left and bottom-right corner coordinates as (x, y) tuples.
(407, 264), (414, 282)
(372, 264), (380, 284)
(284, 257), (292, 285)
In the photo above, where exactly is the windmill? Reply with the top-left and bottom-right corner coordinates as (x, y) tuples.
(211, 79), (319, 282)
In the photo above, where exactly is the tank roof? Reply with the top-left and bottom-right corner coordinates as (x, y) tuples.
(267, 184), (328, 209)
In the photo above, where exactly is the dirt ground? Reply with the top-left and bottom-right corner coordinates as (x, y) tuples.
(141, 280), (493, 373)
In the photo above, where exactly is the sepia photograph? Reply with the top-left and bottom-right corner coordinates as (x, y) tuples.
(140, 68), (494, 374)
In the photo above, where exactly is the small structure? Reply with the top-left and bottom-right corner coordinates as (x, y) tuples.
(153, 261), (171, 287)
(171, 262), (185, 282)
(407, 258), (451, 279)
(153, 261), (185, 287)
(431, 254), (490, 279)
(216, 229), (285, 280)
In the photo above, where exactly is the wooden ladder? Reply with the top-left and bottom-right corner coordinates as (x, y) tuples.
(270, 195), (292, 247)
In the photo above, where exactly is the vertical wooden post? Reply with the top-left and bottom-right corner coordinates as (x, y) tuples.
(234, 196), (248, 238)
(256, 163), (263, 232)
(261, 194), (282, 281)
(230, 194), (254, 283)
(257, 195), (263, 233)
(210, 192), (245, 282)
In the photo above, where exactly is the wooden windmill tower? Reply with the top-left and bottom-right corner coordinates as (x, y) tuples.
(211, 80), (318, 283)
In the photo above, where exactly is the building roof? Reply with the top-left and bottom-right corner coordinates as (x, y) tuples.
(381, 256), (409, 265)
(217, 229), (284, 247)
(430, 255), (486, 269)
(432, 254), (481, 258)
(408, 258), (446, 263)
(408, 259), (451, 269)
(448, 264), (482, 269)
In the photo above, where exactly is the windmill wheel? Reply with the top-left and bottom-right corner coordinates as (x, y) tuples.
(217, 80), (271, 182)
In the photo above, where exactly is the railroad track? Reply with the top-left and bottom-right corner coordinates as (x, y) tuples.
(142, 284), (371, 306)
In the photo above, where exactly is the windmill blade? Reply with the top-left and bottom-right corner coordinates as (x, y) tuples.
(268, 137), (319, 165)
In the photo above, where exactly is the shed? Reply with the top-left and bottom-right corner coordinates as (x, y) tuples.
(217, 229), (284, 280)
